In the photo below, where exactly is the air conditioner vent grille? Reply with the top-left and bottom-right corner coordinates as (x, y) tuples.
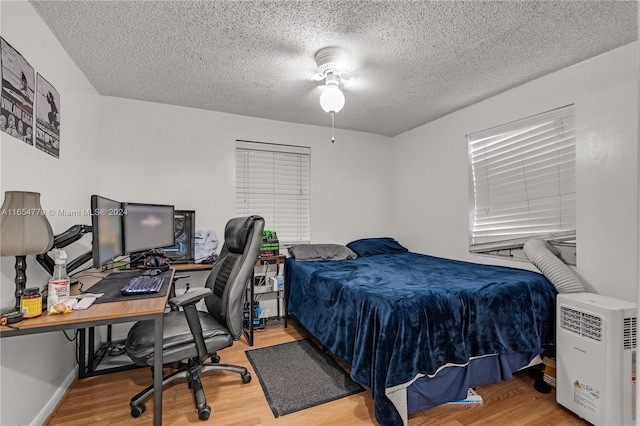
(623, 317), (636, 350)
(560, 306), (602, 342)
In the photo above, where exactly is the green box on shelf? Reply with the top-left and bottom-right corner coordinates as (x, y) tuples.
(261, 229), (279, 255)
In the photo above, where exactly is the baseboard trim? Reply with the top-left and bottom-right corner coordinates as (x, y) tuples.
(35, 366), (77, 425)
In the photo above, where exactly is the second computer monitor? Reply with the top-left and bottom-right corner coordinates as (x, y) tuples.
(91, 195), (125, 268)
(123, 202), (176, 254)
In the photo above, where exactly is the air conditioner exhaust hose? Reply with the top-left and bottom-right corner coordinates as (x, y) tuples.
(523, 239), (584, 293)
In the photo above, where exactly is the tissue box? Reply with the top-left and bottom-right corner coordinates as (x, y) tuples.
(269, 275), (284, 291)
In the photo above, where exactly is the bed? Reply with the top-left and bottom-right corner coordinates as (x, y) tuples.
(284, 238), (557, 426)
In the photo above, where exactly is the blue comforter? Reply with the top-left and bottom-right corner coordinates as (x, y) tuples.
(285, 252), (556, 425)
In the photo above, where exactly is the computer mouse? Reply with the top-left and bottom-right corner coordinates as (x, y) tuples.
(143, 269), (162, 276)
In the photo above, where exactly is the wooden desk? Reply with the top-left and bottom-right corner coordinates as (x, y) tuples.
(75, 263), (212, 375)
(171, 262), (213, 272)
(76, 264), (211, 377)
(0, 268), (173, 426)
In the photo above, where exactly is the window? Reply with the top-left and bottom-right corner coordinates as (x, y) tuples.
(236, 140), (310, 246)
(468, 105), (575, 258)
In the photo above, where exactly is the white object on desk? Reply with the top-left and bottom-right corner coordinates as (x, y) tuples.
(75, 297), (96, 310)
(76, 293), (103, 299)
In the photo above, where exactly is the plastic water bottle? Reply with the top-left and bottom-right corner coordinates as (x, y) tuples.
(47, 249), (70, 311)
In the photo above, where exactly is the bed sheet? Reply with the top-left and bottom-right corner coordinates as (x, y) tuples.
(285, 252), (556, 425)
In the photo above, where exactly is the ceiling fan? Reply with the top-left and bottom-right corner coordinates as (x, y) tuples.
(309, 46), (356, 88)
(308, 46), (356, 143)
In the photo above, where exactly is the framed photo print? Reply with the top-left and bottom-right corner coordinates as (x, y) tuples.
(35, 73), (60, 158)
(1, 37), (35, 145)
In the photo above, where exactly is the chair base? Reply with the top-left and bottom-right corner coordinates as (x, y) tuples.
(129, 361), (252, 420)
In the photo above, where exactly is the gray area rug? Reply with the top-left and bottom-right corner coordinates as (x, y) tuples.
(245, 338), (365, 417)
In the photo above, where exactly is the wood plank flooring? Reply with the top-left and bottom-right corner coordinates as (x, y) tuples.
(46, 318), (588, 425)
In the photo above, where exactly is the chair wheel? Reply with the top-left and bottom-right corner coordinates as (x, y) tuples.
(242, 372), (251, 383)
(198, 404), (211, 420)
(210, 354), (220, 363)
(130, 403), (146, 418)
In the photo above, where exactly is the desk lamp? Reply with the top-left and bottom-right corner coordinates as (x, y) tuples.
(1, 191), (54, 313)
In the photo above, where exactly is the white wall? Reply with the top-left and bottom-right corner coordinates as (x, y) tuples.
(99, 97), (393, 245)
(0, 1), (102, 425)
(98, 93), (394, 341)
(392, 42), (639, 303)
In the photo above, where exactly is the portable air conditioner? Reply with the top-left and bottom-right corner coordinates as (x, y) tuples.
(556, 293), (636, 425)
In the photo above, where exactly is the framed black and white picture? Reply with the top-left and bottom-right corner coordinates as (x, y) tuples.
(35, 73), (60, 158)
(0, 37), (35, 145)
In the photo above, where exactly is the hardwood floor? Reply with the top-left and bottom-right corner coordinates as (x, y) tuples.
(47, 319), (588, 425)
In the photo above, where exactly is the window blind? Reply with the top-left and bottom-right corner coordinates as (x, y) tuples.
(468, 105), (576, 252)
(236, 140), (310, 245)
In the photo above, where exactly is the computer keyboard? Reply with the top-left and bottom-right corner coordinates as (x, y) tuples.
(121, 275), (165, 295)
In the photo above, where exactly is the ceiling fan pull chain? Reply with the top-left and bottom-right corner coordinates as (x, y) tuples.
(331, 112), (336, 143)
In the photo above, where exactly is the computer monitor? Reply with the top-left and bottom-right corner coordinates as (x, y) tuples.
(91, 195), (125, 268)
(122, 202), (175, 254)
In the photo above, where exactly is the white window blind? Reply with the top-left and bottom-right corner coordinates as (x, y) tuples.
(236, 140), (310, 245)
(469, 105), (576, 252)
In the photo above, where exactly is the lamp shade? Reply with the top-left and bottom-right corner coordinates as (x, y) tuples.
(319, 85), (345, 113)
(0, 191), (54, 256)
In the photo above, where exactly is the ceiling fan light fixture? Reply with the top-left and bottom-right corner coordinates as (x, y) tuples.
(319, 84), (345, 113)
(312, 46), (353, 142)
(311, 48), (353, 112)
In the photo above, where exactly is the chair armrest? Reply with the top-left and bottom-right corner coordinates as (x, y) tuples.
(168, 288), (212, 309)
(171, 287), (213, 363)
(168, 274), (191, 310)
(173, 274), (190, 280)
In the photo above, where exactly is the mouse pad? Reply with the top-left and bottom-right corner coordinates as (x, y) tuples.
(84, 270), (172, 304)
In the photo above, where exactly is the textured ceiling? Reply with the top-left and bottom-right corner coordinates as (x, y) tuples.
(30, 1), (637, 137)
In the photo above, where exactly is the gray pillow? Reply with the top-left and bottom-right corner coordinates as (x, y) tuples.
(288, 244), (357, 261)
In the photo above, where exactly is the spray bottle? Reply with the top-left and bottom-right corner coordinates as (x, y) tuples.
(47, 249), (70, 311)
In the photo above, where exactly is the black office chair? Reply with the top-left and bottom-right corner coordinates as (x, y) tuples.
(125, 215), (265, 420)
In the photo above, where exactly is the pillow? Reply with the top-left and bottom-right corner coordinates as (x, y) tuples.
(346, 237), (408, 257)
(288, 244), (357, 261)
